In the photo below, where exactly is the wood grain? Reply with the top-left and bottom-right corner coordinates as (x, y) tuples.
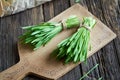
(0, 3), (117, 80)
(0, 0), (119, 80)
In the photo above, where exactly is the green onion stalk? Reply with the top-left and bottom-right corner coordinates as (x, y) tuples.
(53, 17), (96, 63)
(20, 15), (80, 50)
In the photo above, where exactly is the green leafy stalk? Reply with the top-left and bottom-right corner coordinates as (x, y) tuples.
(98, 77), (103, 80)
(79, 64), (99, 80)
(53, 17), (96, 63)
(75, 0), (81, 3)
(20, 15), (80, 50)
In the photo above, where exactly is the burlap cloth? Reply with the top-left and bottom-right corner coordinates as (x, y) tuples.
(0, 0), (51, 17)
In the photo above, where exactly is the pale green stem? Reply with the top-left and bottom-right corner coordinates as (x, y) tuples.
(79, 64), (99, 80)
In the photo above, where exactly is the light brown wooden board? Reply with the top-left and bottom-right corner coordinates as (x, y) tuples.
(0, 4), (116, 80)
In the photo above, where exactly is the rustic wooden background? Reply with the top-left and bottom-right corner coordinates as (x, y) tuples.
(0, 0), (120, 80)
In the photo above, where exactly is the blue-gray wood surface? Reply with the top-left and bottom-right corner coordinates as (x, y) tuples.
(0, 0), (120, 80)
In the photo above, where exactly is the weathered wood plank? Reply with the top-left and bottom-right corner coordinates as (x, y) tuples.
(53, 0), (70, 16)
(43, 2), (54, 21)
(70, 0), (88, 9)
(0, 0), (120, 80)
(59, 66), (82, 80)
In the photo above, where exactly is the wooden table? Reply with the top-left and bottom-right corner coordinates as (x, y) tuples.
(0, 0), (120, 80)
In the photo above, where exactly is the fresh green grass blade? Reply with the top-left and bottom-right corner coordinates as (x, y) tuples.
(79, 64), (99, 80)
(20, 15), (80, 50)
(53, 17), (96, 63)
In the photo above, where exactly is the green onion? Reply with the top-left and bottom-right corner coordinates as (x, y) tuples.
(53, 17), (96, 63)
(20, 15), (80, 50)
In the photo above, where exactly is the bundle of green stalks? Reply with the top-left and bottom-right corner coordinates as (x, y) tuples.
(20, 16), (80, 50)
(53, 17), (96, 63)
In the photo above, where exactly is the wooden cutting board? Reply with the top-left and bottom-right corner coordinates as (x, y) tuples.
(0, 4), (116, 80)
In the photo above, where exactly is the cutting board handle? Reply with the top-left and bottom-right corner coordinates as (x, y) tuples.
(0, 59), (29, 80)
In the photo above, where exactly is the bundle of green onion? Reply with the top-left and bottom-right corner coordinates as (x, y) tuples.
(53, 17), (96, 63)
(20, 16), (80, 50)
